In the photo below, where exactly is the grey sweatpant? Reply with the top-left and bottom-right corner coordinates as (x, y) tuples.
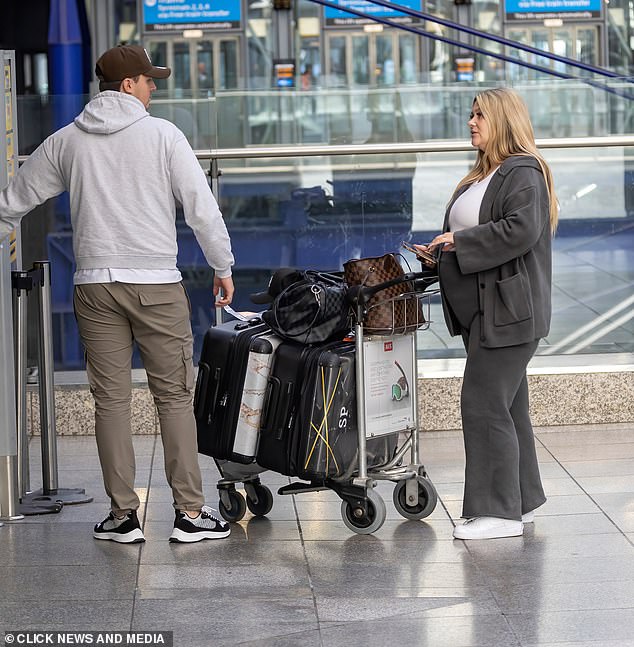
(460, 317), (546, 520)
(74, 282), (204, 516)
(440, 252), (546, 520)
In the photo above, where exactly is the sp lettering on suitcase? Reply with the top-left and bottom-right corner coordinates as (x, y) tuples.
(300, 350), (357, 479)
(257, 341), (397, 480)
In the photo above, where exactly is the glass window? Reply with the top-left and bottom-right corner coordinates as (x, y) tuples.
(375, 34), (394, 86)
(219, 40), (238, 90)
(197, 42), (214, 92)
(328, 36), (348, 87)
(173, 42), (192, 92)
(352, 36), (369, 85)
(399, 35), (418, 84)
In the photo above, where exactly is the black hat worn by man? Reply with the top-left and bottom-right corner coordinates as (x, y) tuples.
(95, 45), (171, 91)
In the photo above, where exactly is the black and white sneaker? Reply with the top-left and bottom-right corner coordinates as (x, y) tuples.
(93, 510), (145, 544)
(169, 505), (231, 543)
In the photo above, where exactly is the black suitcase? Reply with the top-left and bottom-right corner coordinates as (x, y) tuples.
(257, 340), (396, 479)
(194, 317), (279, 463)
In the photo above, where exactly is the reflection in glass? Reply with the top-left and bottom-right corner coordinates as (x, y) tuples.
(197, 42), (214, 91)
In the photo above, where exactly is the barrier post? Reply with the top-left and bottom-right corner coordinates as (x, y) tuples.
(28, 261), (92, 505)
(12, 270), (62, 515)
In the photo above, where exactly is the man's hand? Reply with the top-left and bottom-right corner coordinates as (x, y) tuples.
(214, 275), (234, 306)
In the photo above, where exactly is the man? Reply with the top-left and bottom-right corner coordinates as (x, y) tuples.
(0, 45), (234, 544)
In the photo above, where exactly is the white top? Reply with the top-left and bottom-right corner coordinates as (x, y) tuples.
(448, 169), (498, 232)
(74, 268), (181, 284)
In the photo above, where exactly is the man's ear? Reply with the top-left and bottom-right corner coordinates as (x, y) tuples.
(120, 78), (134, 94)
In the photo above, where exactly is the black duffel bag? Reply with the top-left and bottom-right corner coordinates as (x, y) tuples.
(250, 268), (351, 344)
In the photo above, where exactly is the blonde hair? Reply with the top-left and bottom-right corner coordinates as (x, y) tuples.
(457, 88), (558, 233)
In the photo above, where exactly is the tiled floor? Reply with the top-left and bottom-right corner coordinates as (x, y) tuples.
(1, 424), (633, 647)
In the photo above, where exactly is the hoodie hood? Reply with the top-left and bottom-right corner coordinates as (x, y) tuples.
(74, 91), (149, 135)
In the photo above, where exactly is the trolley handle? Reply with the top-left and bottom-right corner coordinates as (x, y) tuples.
(346, 271), (438, 308)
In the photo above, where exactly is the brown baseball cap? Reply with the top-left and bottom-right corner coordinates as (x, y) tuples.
(95, 45), (171, 83)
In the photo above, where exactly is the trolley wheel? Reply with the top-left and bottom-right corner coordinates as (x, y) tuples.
(218, 488), (247, 523)
(246, 484), (274, 517)
(392, 477), (438, 520)
(340, 488), (387, 535)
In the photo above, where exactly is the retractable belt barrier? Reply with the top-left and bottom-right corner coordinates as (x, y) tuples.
(12, 261), (93, 515)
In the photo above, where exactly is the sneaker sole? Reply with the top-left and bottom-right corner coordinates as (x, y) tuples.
(93, 529), (145, 544)
(453, 526), (523, 540)
(168, 528), (231, 543)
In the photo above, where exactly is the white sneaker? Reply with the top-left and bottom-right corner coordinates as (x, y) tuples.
(453, 516), (523, 540)
(522, 510), (535, 523)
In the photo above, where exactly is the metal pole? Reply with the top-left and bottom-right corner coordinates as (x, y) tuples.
(33, 261), (59, 493)
(12, 271), (30, 496)
(29, 260), (91, 505)
(0, 238), (22, 521)
(12, 269), (62, 515)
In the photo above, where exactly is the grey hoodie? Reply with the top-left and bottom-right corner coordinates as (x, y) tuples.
(0, 91), (233, 278)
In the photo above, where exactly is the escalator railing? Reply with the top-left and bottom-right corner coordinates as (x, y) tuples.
(308, 0), (634, 100)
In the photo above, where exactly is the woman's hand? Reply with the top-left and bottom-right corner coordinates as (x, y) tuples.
(427, 232), (455, 252)
(412, 244), (437, 268)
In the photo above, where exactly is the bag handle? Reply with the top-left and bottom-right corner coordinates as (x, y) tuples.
(273, 281), (324, 339)
(347, 271), (435, 306)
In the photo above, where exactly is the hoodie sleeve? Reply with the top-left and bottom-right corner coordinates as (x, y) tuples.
(168, 136), (234, 278)
(0, 139), (67, 242)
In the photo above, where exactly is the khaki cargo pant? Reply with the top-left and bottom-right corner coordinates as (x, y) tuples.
(73, 282), (204, 516)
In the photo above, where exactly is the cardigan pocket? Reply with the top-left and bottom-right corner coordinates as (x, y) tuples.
(494, 273), (532, 326)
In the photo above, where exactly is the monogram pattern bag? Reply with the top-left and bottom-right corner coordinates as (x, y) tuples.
(262, 271), (350, 344)
(343, 253), (423, 334)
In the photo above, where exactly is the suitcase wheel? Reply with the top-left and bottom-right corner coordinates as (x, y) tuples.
(218, 486), (247, 523)
(245, 483), (274, 517)
(340, 488), (386, 535)
(392, 476), (438, 521)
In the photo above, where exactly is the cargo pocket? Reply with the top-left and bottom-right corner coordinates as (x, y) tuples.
(138, 286), (178, 307)
(494, 273), (532, 326)
(182, 345), (195, 391)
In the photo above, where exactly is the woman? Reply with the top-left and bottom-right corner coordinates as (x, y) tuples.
(415, 88), (558, 540)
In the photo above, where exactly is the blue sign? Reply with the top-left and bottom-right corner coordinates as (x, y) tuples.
(324, 0), (423, 26)
(505, 0), (601, 20)
(142, 0), (241, 32)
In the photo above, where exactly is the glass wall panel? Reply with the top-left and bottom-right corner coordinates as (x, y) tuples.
(12, 81), (634, 368)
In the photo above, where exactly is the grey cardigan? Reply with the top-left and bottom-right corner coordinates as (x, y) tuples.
(440, 155), (552, 348)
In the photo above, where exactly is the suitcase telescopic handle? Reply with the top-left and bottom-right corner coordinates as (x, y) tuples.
(260, 375), (279, 436)
(207, 366), (222, 419)
(275, 383), (294, 441)
(193, 362), (210, 420)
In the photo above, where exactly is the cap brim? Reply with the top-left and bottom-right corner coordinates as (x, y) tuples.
(147, 65), (171, 79)
(250, 291), (273, 305)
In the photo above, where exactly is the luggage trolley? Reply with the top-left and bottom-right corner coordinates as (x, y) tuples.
(276, 271), (439, 534)
(343, 272), (439, 533)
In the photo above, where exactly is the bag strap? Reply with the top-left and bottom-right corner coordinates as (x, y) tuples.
(273, 280), (324, 339)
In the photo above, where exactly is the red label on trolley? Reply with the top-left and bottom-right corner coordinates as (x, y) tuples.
(384, 341), (393, 352)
